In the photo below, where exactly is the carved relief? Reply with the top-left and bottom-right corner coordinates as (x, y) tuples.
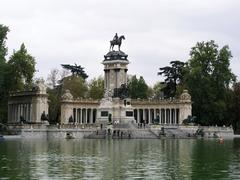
(180, 90), (191, 102)
(61, 90), (73, 100)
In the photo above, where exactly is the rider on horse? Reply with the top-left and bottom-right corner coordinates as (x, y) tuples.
(113, 33), (118, 43)
(110, 33), (125, 51)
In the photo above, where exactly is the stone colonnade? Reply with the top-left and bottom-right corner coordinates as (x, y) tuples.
(60, 95), (99, 124)
(61, 90), (192, 125)
(8, 103), (32, 122)
(133, 108), (180, 125)
(60, 100), (191, 125)
(72, 108), (97, 124)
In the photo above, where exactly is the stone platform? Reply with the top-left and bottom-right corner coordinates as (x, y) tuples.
(5, 123), (235, 139)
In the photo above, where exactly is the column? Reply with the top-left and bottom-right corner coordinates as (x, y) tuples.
(164, 109), (167, 124)
(80, 109), (82, 124)
(78, 109), (80, 123)
(115, 69), (118, 88)
(143, 109), (145, 123)
(85, 109), (87, 124)
(19, 104), (21, 119)
(23, 104), (26, 121)
(172, 109), (174, 124)
(15, 104), (17, 122)
(12, 105), (14, 122)
(18, 104), (20, 121)
(29, 103), (32, 122)
(148, 109), (150, 124)
(170, 108), (172, 124)
(107, 70), (110, 90)
(90, 108), (94, 124)
(28, 103), (31, 122)
(73, 108), (76, 122)
(92, 108), (97, 124)
(154, 109), (157, 119)
(176, 108), (179, 124)
(8, 104), (10, 123)
(137, 109), (140, 123)
(25, 104), (28, 122)
(158, 109), (162, 124)
(104, 69), (107, 89)
(175, 109), (177, 124)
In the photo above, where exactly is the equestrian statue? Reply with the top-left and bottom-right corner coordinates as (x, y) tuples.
(109, 33), (125, 51)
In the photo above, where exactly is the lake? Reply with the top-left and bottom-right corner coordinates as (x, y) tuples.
(0, 138), (240, 179)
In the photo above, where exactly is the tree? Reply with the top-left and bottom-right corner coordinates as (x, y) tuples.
(88, 77), (104, 99)
(158, 60), (186, 98)
(7, 43), (36, 91)
(231, 82), (240, 134)
(184, 40), (235, 125)
(47, 68), (60, 88)
(61, 64), (88, 80)
(128, 75), (148, 99)
(0, 24), (9, 62)
(47, 86), (62, 124)
(62, 76), (88, 98)
(0, 24), (9, 123)
(152, 81), (165, 99)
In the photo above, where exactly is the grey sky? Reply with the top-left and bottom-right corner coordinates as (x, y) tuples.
(1, 0), (240, 85)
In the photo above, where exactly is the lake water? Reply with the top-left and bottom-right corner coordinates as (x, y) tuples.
(0, 138), (240, 179)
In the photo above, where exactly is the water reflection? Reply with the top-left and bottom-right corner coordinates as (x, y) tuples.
(0, 138), (240, 179)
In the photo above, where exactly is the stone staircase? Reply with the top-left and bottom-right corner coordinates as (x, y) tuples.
(131, 129), (159, 139)
(84, 122), (161, 139)
(163, 127), (191, 138)
(84, 129), (107, 139)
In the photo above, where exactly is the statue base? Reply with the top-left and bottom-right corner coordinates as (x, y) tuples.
(96, 97), (135, 127)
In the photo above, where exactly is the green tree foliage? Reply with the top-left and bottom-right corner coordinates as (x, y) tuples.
(62, 76), (88, 98)
(185, 40), (235, 125)
(0, 24), (9, 62)
(61, 64), (88, 80)
(232, 82), (240, 134)
(128, 75), (148, 99)
(7, 43), (36, 91)
(47, 87), (61, 124)
(88, 77), (104, 99)
(152, 81), (165, 99)
(0, 25), (9, 123)
(158, 60), (186, 98)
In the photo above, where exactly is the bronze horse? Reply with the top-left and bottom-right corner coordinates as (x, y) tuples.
(109, 35), (125, 51)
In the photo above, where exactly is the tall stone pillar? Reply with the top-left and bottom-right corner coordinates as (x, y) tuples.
(97, 44), (135, 125)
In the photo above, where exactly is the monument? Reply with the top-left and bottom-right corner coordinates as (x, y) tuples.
(97, 34), (135, 125)
(8, 34), (193, 128)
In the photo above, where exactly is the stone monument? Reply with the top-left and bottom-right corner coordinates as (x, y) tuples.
(97, 34), (135, 125)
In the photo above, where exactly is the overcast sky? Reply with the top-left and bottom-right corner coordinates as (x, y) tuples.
(1, 0), (240, 85)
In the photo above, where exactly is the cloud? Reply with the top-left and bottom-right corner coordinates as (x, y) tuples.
(1, 0), (240, 85)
